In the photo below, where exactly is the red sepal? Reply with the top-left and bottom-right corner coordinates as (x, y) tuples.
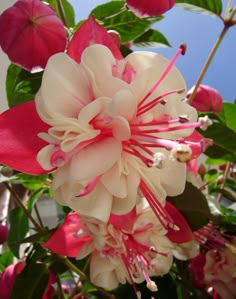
(67, 16), (123, 63)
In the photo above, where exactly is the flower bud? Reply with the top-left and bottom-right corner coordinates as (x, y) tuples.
(187, 85), (223, 114)
(125, 0), (176, 18)
(0, 223), (8, 244)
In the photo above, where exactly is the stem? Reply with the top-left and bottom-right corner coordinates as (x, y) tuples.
(187, 25), (229, 105)
(34, 203), (44, 228)
(224, 0), (233, 19)
(59, 256), (117, 299)
(216, 162), (232, 202)
(56, 274), (66, 299)
(3, 182), (42, 231)
(55, 0), (68, 27)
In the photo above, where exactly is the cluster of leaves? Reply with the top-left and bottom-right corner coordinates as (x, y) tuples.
(1, 0), (236, 299)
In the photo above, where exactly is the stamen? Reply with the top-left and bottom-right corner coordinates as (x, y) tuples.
(147, 281), (158, 292)
(170, 144), (192, 162)
(139, 179), (177, 230)
(198, 116), (213, 130)
(138, 44), (187, 108)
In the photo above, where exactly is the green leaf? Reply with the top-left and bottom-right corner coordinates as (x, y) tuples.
(199, 123), (236, 162)
(102, 11), (163, 43)
(167, 182), (211, 231)
(0, 250), (14, 269)
(220, 102), (236, 132)
(11, 262), (49, 299)
(175, 0), (222, 16)
(46, 0), (75, 27)
(6, 64), (42, 108)
(89, 1), (125, 20)
(8, 208), (29, 258)
(133, 29), (171, 48)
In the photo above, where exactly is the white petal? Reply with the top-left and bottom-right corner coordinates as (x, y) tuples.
(90, 252), (120, 289)
(70, 137), (122, 181)
(36, 53), (92, 124)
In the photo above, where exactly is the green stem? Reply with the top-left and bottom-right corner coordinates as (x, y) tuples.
(224, 0), (233, 19)
(55, 0), (68, 27)
(58, 256), (117, 299)
(4, 182), (42, 231)
(187, 25), (229, 105)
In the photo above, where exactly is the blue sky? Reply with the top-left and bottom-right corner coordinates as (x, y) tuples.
(69, 0), (236, 102)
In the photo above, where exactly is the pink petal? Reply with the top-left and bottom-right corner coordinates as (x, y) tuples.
(0, 0), (67, 72)
(67, 16), (123, 63)
(0, 101), (51, 175)
(108, 208), (136, 231)
(126, 0), (176, 18)
(165, 201), (194, 243)
(43, 213), (92, 257)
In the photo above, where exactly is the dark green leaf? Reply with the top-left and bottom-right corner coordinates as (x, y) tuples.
(20, 229), (55, 244)
(175, 0), (222, 16)
(11, 262), (49, 299)
(8, 208), (29, 258)
(167, 182), (211, 231)
(220, 205), (236, 224)
(89, 1), (125, 20)
(6, 64), (42, 108)
(133, 28), (171, 48)
(0, 250), (14, 269)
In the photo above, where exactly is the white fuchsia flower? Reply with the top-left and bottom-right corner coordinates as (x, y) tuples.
(43, 200), (194, 294)
(0, 17), (206, 225)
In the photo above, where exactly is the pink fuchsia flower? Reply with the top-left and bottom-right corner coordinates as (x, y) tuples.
(0, 224), (8, 244)
(186, 85), (223, 114)
(0, 262), (24, 299)
(44, 200), (193, 293)
(0, 261), (56, 299)
(0, 17), (205, 225)
(125, 0), (176, 18)
(0, 0), (67, 72)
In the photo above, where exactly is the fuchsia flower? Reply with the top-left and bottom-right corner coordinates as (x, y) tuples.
(44, 200), (194, 293)
(187, 85), (223, 114)
(0, 262), (24, 299)
(0, 0), (67, 72)
(190, 247), (236, 299)
(0, 17), (207, 224)
(0, 261), (56, 299)
(125, 0), (176, 18)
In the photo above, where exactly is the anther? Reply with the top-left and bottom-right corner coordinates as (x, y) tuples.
(180, 43), (187, 55)
(171, 144), (192, 162)
(147, 280), (158, 292)
(179, 115), (190, 123)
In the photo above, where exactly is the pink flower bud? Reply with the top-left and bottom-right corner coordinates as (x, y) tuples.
(125, 0), (176, 18)
(187, 85), (223, 114)
(0, 223), (8, 244)
(0, 0), (67, 72)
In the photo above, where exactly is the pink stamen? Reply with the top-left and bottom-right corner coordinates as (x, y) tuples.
(139, 179), (177, 230)
(138, 44), (186, 108)
(137, 89), (184, 117)
(76, 175), (102, 197)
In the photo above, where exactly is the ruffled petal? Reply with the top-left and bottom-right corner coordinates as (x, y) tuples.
(0, 101), (50, 175)
(70, 137), (122, 181)
(67, 16), (123, 63)
(35, 53), (93, 123)
(90, 252), (120, 289)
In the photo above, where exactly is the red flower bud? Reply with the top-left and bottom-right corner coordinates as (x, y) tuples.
(187, 85), (223, 114)
(0, 223), (8, 244)
(0, 0), (67, 72)
(125, 0), (176, 18)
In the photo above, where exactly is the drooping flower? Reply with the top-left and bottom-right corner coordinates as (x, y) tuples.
(0, 17), (205, 224)
(44, 199), (193, 293)
(186, 85), (223, 114)
(0, 0), (67, 72)
(125, 0), (176, 18)
(0, 261), (56, 299)
(190, 246), (236, 299)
